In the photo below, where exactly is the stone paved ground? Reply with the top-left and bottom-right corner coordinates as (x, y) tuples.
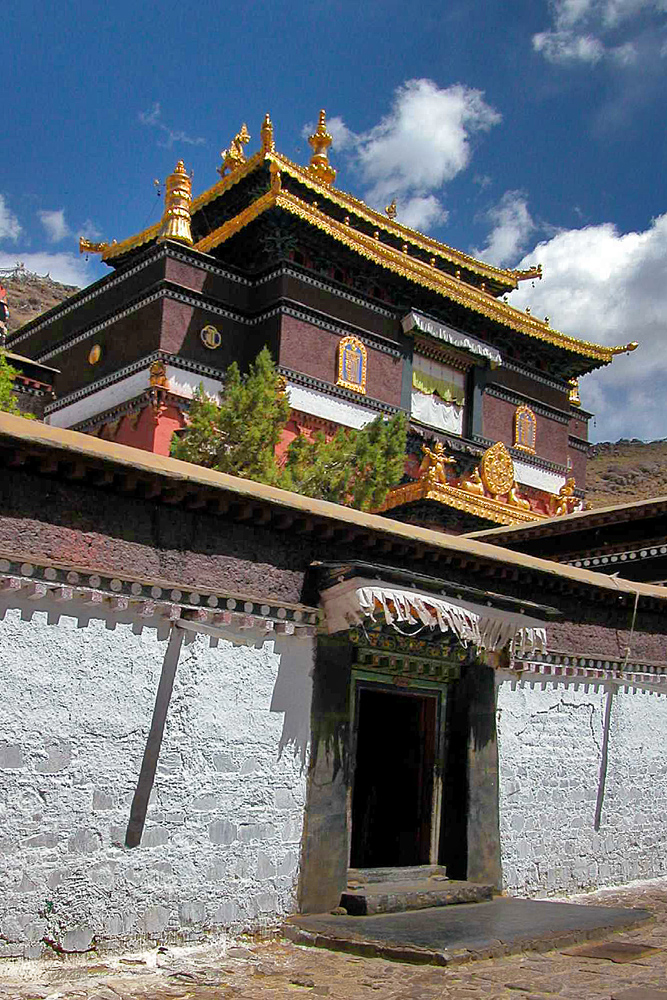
(2, 879), (667, 999)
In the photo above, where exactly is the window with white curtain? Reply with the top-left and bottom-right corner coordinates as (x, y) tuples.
(410, 355), (466, 434)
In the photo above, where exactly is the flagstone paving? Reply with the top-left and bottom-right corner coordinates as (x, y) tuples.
(1, 879), (667, 999)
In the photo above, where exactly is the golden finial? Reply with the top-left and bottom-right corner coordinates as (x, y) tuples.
(157, 160), (193, 245)
(261, 113), (275, 153)
(568, 378), (581, 407)
(385, 199), (397, 220)
(218, 124), (250, 177)
(308, 109), (336, 186)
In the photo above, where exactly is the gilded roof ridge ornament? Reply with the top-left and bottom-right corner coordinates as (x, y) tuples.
(385, 199), (397, 220)
(308, 109), (336, 186)
(261, 113), (275, 153)
(79, 237), (113, 256)
(218, 123), (250, 177)
(157, 160), (193, 246)
(515, 264), (543, 282)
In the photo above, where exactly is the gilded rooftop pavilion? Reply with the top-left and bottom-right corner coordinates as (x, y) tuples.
(9, 112), (638, 531)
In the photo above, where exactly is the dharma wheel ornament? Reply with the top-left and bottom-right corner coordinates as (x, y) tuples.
(480, 441), (515, 498)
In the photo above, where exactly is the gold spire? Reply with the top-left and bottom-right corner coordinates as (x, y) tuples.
(308, 109), (336, 186)
(261, 112), (275, 153)
(157, 160), (193, 245)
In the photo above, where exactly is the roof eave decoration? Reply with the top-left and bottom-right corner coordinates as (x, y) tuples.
(192, 185), (631, 364)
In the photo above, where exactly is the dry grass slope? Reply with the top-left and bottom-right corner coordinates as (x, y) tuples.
(2, 268), (79, 337)
(587, 439), (667, 507)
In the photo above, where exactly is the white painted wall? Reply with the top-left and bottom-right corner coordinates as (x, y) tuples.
(0, 609), (313, 956)
(497, 679), (667, 897)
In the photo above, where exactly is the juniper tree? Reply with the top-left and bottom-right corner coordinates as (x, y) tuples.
(171, 346), (407, 510)
(0, 351), (34, 418)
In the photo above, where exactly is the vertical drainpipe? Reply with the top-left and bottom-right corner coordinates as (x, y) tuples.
(399, 333), (414, 415)
(467, 364), (489, 441)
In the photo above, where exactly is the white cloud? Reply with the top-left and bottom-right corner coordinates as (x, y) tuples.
(305, 79), (500, 234)
(474, 191), (535, 266)
(533, 0), (667, 64)
(139, 102), (205, 148)
(77, 219), (102, 241)
(508, 213), (667, 441)
(0, 251), (93, 287)
(355, 80), (500, 205)
(0, 195), (21, 242)
(38, 208), (71, 243)
(399, 195), (448, 232)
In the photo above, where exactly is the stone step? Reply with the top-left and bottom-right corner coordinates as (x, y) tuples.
(347, 865), (448, 886)
(340, 878), (494, 916)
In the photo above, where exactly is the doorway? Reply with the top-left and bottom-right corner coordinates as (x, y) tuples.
(350, 685), (439, 869)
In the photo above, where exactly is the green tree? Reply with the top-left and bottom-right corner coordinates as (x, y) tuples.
(171, 346), (407, 510)
(0, 350), (34, 418)
(280, 412), (407, 510)
(171, 347), (290, 486)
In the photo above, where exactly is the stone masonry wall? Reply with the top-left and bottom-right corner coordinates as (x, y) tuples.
(0, 609), (312, 957)
(497, 679), (667, 897)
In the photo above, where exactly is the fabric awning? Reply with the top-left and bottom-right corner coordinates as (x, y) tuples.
(320, 577), (547, 655)
(402, 311), (502, 368)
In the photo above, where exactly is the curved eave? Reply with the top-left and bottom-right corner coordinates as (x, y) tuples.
(194, 188), (629, 365)
(268, 152), (520, 292)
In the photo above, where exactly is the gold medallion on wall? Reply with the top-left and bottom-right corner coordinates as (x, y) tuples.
(480, 441), (515, 497)
(88, 344), (102, 365)
(201, 325), (222, 349)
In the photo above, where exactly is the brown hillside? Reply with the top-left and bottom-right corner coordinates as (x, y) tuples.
(1, 265), (79, 337)
(587, 439), (667, 508)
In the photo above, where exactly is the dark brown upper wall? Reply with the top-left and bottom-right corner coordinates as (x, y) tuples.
(489, 366), (570, 412)
(280, 273), (401, 344)
(482, 392), (568, 466)
(569, 411), (589, 442)
(49, 300), (164, 399)
(279, 314), (403, 406)
(160, 297), (270, 374)
(9, 257), (168, 361)
(164, 255), (251, 311)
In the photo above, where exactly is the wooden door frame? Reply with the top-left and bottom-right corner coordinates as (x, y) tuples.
(347, 670), (449, 867)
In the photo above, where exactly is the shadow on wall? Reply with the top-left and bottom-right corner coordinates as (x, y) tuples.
(270, 635), (314, 767)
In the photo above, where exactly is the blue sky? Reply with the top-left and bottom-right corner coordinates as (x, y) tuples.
(2, 0), (666, 441)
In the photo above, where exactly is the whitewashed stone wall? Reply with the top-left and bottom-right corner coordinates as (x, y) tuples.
(0, 608), (313, 957)
(497, 679), (667, 897)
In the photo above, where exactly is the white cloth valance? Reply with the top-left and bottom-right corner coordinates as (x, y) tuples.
(411, 389), (463, 435)
(321, 577), (547, 656)
(402, 311), (502, 368)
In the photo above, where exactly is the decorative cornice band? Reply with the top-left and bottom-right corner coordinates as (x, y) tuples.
(0, 555), (319, 636)
(570, 544), (667, 570)
(568, 435), (590, 453)
(508, 650), (667, 693)
(45, 351), (225, 415)
(255, 263), (396, 318)
(279, 366), (402, 416)
(484, 384), (570, 424)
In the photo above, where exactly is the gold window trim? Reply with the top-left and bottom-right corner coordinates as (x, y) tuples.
(337, 335), (367, 394)
(514, 404), (536, 454)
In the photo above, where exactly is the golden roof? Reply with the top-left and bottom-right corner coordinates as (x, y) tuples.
(80, 115), (639, 365)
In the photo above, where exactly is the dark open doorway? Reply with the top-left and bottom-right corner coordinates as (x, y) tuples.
(350, 685), (438, 869)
